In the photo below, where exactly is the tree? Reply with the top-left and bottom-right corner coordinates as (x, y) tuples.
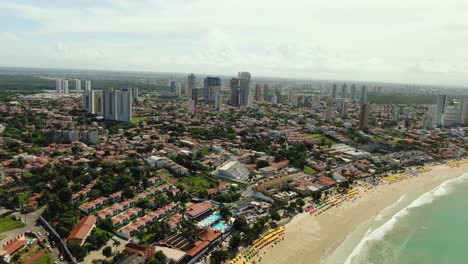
(112, 239), (121, 251)
(229, 233), (241, 251)
(97, 218), (114, 232)
(123, 187), (135, 199)
(102, 246), (112, 258)
(210, 250), (229, 264)
(219, 204), (232, 221)
(256, 159), (270, 169)
(270, 210), (281, 221)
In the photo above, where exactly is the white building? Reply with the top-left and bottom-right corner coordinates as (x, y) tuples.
(392, 105), (400, 122)
(62, 79), (69, 94)
(75, 79), (81, 93)
(85, 80), (92, 91)
(435, 95), (447, 127)
(104, 88), (133, 122)
(217, 160), (249, 183)
(444, 104), (461, 127)
(83, 90), (104, 115)
(56, 79), (62, 93)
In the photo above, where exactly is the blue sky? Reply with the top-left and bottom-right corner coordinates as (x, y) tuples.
(1, 0), (468, 86)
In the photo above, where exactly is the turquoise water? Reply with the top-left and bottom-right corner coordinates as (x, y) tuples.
(346, 172), (468, 264)
(212, 221), (228, 231)
(198, 214), (221, 227)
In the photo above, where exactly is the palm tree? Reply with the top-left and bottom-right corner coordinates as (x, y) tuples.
(112, 239), (121, 253)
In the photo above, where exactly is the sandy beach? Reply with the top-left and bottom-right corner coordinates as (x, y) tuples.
(259, 161), (468, 264)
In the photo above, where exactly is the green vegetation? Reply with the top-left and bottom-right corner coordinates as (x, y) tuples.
(0, 216), (25, 233)
(179, 174), (218, 193)
(303, 165), (317, 174)
(369, 95), (436, 105)
(12, 244), (42, 264)
(309, 133), (334, 146)
(0, 75), (54, 101)
(213, 192), (241, 203)
(132, 116), (149, 123)
(32, 252), (54, 264)
(0, 110), (48, 147)
(17, 191), (32, 205)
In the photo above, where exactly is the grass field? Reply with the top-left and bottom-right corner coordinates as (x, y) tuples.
(304, 165), (318, 174)
(132, 116), (149, 123)
(180, 174), (218, 192)
(0, 216), (25, 233)
(33, 252), (54, 264)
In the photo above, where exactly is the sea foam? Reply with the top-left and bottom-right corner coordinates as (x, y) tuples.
(374, 195), (406, 222)
(345, 172), (468, 264)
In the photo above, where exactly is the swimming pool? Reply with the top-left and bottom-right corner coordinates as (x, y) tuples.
(197, 214), (222, 227)
(212, 221), (229, 231)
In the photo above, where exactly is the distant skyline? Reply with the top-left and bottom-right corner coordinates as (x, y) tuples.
(1, 0), (468, 86)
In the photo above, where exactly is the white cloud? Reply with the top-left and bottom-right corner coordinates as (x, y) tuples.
(0, 0), (468, 85)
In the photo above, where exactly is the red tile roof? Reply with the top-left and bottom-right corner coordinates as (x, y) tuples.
(185, 202), (212, 218)
(67, 215), (97, 242)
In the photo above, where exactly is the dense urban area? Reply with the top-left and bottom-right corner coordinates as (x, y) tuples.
(0, 68), (467, 264)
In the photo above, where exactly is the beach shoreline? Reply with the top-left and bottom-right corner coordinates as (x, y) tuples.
(259, 161), (468, 264)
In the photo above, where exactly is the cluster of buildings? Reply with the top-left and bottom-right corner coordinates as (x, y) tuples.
(56, 79), (91, 95)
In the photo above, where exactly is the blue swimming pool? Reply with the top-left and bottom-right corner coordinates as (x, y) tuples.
(197, 214), (222, 227)
(212, 221), (228, 231)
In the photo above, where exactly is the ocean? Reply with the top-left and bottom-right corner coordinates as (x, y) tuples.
(325, 172), (468, 264)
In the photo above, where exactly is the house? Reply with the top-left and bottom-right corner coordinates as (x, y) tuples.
(67, 215), (97, 246)
(185, 202), (213, 220)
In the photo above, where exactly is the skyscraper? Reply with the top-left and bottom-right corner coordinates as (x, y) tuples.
(254, 84), (261, 101)
(435, 95), (447, 127)
(332, 84), (337, 99)
(187, 73), (196, 99)
(204, 77), (221, 102)
(341, 83), (347, 99)
(75, 79), (81, 93)
(132, 87), (139, 100)
(263, 84), (270, 101)
(350, 84), (357, 101)
(56, 79), (62, 93)
(288, 89), (296, 105)
(103, 88), (132, 122)
(62, 79), (69, 94)
(340, 101), (348, 118)
(392, 105), (400, 122)
(238, 72), (251, 106)
(83, 90), (104, 115)
(170, 80), (176, 94)
(85, 80), (92, 91)
(460, 97), (468, 126)
(359, 103), (370, 131)
(214, 92), (222, 111)
(360, 86), (368, 103)
(443, 99), (461, 127)
(230, 78), (240, 107)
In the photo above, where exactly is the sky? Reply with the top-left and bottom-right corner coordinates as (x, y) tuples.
(1, 0), (468, 86)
